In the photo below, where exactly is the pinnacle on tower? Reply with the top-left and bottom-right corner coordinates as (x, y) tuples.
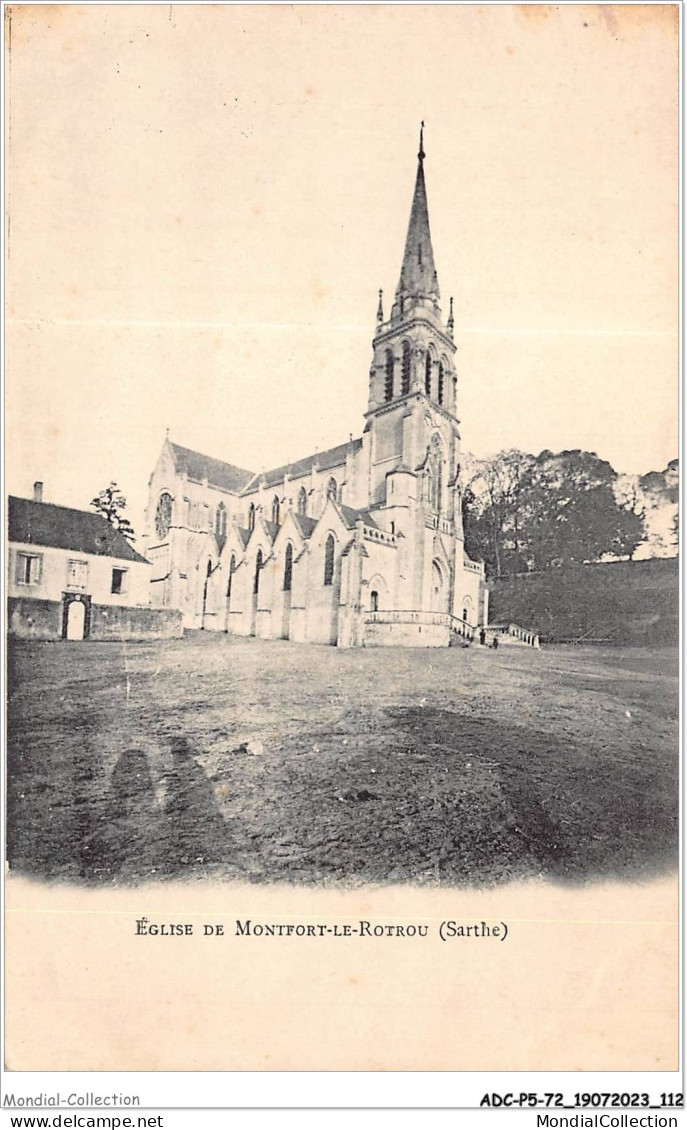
(376, 288), (384, 324)
(394, 122), (440, 313)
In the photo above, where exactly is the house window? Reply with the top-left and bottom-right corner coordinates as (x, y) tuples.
(326, 477), (338, 502)
(297, 486), (308, 516)
(67, 559), (88, 591)
(111, 568), (128, 595)
(384, 350), (394, 402)
(284, 542), (293, 591)
(272, 495), (280, 525)
(15, 552), (42, 586)
(324, 534), (335, 586)
(401, 342), (411, 395)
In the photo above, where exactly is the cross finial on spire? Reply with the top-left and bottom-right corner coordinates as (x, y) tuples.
(418, 121), (425, 163)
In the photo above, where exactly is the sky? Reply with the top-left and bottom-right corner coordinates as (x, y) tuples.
(6, 3), (678, 538)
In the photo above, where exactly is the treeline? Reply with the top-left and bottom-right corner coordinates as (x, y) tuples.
(461, 448), (677, 579)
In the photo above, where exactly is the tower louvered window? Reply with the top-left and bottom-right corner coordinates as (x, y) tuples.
(401, 342), (411, 395)
(438, 362), (444, 406)
(384, 351), (394, 402)
(425, 353), (432, 395)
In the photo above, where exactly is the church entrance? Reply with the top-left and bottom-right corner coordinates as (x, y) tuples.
(430, 560), (448, 614)
(62, 594), (91, 640)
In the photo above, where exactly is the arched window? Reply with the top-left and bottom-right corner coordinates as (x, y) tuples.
(370, 590), (379, 612)
(226, 554), (235, 598)
(384, 350), (394, 402)
(254, 549), (263, 595)
(215, 502), (227, 552)
(401, 342), (411, 395)
(247, 502), (255, 533)
(425, 353), (432, 395)
(283, 542), (293, 592)
(271, 495), (280, 526)
(438, 361), (445, 406)
(324, 534), (335, 586)
(155, 492), (173, 540)
(297, 486), (308, 516)
(327, 477), (338, 502)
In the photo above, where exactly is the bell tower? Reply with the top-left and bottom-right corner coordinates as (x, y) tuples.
(365, 126), (461, 514)
(367, 124), (458, 419)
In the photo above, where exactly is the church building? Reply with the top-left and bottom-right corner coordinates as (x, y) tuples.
(143, 130), (489, 647)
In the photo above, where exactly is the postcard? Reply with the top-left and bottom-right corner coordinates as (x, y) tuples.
(4, 2), (679, 1090)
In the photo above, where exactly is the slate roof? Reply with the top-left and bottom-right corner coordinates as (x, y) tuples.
(293, 514), (318, 540)
(169, 443), (255, 494)
(243, 438), (363, 493)
(396, 145), (440, 301)
(8, 496), (148, 563)
(338, 503), (379, 530)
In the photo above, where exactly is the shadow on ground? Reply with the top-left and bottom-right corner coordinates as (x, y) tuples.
(7, 694), (678, 888)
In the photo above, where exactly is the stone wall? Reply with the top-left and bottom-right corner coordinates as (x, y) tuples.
(8, 597), (183, 641)
(8, 598), (62, 640)
(363, 620), (450, 648)
(90, 604), (183, 640)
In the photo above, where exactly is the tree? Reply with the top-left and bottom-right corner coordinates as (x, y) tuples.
(517, 450), (645, 569)
(462, 448), (646, 575)
(90, 482), (136, 544)
(462, 449), (534, 577)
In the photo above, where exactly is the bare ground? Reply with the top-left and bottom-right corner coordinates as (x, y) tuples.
(6, 634), (679, 888)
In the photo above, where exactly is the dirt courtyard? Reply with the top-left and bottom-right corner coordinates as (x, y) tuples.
(6, 634), (678, 888)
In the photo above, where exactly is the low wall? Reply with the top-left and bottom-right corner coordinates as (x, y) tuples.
(90, 604), (183, 640)
(363, 620), (450, 648)
(8, 597), (183, 641)
(8, 598), (62, 641)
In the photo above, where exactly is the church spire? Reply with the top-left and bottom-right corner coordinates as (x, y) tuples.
(394, 122), (440, 313)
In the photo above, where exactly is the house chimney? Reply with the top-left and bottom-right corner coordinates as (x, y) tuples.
(33, 481), (43, 503)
